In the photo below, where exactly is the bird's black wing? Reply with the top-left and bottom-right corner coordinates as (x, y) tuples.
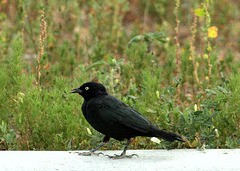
(87, 95), (151, 133)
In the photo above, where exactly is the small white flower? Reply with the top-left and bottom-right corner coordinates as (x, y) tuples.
(151, 137), (161, 144)
(86, 128), (92, 135)
(156, 91), (160, 99)
(115, 79), (119, 84)
(194, 104), (198, 111)
(18, 92), (25, 97)
(215, 129), (219, 138)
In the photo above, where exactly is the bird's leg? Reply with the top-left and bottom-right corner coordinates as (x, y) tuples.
(76, 136), (110, 156)
(105, 138), (139, 159)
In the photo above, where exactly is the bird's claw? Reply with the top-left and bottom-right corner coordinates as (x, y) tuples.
(105, 153), (139, 159)
(74, 151), (104, 156)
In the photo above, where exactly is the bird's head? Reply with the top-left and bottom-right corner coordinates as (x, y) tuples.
(71, 82), (108, 100)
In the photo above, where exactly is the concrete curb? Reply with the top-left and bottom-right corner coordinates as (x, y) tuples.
(1, 149), (240, 171)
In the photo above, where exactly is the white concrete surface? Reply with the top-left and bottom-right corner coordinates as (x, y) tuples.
(0, 149), (240, 171)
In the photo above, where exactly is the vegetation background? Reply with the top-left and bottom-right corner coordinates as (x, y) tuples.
(0, 0), (240, 151)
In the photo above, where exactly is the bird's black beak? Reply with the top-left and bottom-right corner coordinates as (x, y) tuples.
(70, 88), (82, 94)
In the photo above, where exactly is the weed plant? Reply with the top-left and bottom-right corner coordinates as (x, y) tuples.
(0, 0), (240, 150)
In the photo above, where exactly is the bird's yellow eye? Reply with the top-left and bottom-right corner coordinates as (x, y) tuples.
(85, 87), (89, 90)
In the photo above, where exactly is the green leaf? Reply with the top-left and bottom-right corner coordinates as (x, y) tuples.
(194, 8), (205, 17)
(127, 35), (145, 46)
(128, 32), (168, 47)
(144, 37), (150, 44)
(145, 33), (153, 38)
(217, 86), (228, 94)
(152, 32), (168, 43)
(116, 59), (125, 65)
(193, 111), (203, 115)
(172, 76), (180, 87)
(87, 60), (107, 70)
(107, 55), (113, 64)
(205, 89), (218, 95)
(127, 95), (139, 100)
(146, 108), (157, 114)
(161, 95), (167, 102)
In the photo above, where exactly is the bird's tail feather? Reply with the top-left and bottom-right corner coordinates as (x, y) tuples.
(149, 125), (185, 142)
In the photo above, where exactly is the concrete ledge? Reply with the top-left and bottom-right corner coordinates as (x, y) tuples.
(1, 149), (240, 170)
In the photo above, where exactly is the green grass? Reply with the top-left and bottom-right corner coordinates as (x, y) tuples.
(0, 0), (240, 150)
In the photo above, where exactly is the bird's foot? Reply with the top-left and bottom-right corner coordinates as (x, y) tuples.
(74, 151), (104, 156)
(105, 153), (139, 159)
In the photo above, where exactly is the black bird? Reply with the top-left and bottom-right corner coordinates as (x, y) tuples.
(71, 82), (184, 159)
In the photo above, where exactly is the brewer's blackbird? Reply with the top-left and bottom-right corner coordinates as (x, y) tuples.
(71, 82), (184, 159)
